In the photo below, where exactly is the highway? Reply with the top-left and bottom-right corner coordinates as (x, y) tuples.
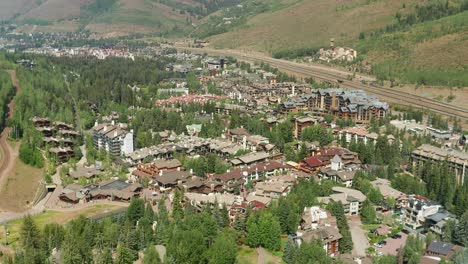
(180, 47), (468, 121)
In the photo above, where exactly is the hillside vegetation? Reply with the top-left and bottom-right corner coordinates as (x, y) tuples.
(207, 0), (414, 52)
(0, 0), (246, 36)
(207, 0), (468, 86)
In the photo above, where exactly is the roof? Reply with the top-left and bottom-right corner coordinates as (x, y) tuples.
(154, 170), (190, 185)
(68, 166), (103, 179)
(331, 155), (342, 163)
(234, 151), (270, 164)
(427, 241), (455, 256)
(425, 210), (455, 223)
(211, 161), (288, 182)
(371, 178), (405, 199)
(318, 187), (366, 205)
(184, 192), (236, 207)
(152, 159), (182, 169)
(303, 157), (324, 167)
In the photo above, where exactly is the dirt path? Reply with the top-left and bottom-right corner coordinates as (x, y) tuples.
(0, 128), (15, 195)
(0, 70), (22, 216)
(6, 70), (20, 118)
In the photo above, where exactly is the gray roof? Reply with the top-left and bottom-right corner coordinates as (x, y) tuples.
(427, 241), (455, 256)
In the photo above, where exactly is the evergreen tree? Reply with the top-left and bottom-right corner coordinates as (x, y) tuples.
(292, 241), (333, 264)
(167, 229), (207, 264)
(143, 246), (162, 264)
(247, 211), (282, 251)
(94, 248), (114, 264)
(172, 190), (185, 221)
(454, 212), (468, 246)
(361, 200), (377, 224)
(126, 198), (145, 225)
(206, 231), (238, 264)
(283, 237), (298, 264)
(115, 243), (137, 264)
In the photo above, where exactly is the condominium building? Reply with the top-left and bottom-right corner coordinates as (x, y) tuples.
(93, 122), (134, 156)
(281, 89), (388, 124)
(412, 144), (468, 185)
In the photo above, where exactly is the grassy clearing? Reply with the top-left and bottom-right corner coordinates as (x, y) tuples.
(0, 141), (43, 212)
(237, 246), (258, 264)
(0, 204), (125, 247)
(361, 224), (381, 231)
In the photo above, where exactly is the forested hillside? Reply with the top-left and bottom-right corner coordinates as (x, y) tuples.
(0, 71), (15, 130)
(0, 0), (250, 36)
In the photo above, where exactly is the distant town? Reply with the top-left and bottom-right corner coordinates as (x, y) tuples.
(0, 35), (466, 264)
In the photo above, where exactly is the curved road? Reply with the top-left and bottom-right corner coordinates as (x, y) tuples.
(180, 47), (468, 121)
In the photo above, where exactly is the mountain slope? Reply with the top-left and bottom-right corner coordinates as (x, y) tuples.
(204, 0), (468, 86)
(206, 0), (413, 52)
(0, 0), (242, 36)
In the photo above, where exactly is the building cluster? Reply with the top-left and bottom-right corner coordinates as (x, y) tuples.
(317, 39), (357, 62)
(154, 94), (229, 106)
(23, 46), (135, 60)
(32, 117), (80, 162)
(36, 49), (466, 263)
(281, 89), (388, 124)
(391, 119), (465, 148)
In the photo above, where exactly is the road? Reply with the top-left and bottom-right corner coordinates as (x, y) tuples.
(180, 47), (468, 121)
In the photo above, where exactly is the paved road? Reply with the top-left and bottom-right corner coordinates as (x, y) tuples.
(348, 216), (369, 257)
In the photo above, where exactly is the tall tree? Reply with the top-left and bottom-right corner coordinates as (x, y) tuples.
(206, 231), (238, 264)
(283, 237), (298, 264)
(143, 246), (162, 264)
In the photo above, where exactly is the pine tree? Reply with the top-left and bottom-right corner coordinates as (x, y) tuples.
(143, 246), (161, 264)
(206, 231), (238, 264)
(361, 200), (377, 224)
(172, 190), (185, 221)
(283, 237), (298, 264)
(115, 243), (137, 264)
(454, 212), (468, 246)
(126, 198), (145, 225)
(94, 248), (113, 264)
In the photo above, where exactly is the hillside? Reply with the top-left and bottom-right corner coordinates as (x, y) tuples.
(204, 0), (468, 86)
(0, 0), (243, 36)
(206, 0), (415, 52)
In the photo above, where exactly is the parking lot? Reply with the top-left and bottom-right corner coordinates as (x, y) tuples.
(376, 232), (408, 256)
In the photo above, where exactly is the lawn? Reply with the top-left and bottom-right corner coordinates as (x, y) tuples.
(0, 204), (125, 246)
(361, 224), (381, 231)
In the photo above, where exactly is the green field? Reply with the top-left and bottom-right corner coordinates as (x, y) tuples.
(0, 205), (125, 246)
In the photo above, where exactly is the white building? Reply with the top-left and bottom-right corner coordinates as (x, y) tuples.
(93, 121), (134, 156)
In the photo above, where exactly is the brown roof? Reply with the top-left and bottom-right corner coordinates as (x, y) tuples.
(211, 161), (288, 182)
(154, 171), (190, 185)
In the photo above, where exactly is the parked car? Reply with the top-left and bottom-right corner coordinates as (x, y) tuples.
(380, 240), (387, 245)
(374, 243), (383, 248)
(392, 234), (402, 239)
